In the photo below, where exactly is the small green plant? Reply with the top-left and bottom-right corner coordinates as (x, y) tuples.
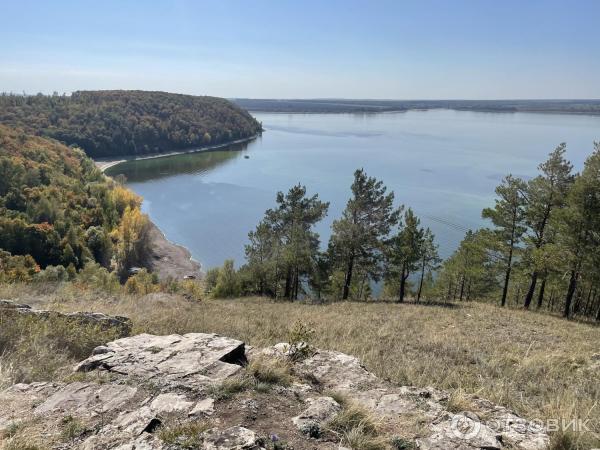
(60, 415), (85, 441)
(2, 421), (22, 438)
(391, 436), (415, 450)
(158, 420), (211, 448)
(286, 319), (315, 361)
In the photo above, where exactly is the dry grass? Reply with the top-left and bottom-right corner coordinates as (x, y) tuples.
(1, 281), (600, 447)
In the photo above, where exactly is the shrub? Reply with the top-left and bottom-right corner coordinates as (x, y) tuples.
(212, 260), (241, 298)
(124, 269), (159, 295)
(34, 265), (69, 283)
(204, 267), (220, 293)
(0, 250), (39, 283)
(75, 262), (120, 293)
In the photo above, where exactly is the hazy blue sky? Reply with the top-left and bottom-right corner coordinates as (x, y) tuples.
(1, 0), (599, 99)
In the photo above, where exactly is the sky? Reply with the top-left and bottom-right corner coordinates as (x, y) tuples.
(1, 0), (599, 99)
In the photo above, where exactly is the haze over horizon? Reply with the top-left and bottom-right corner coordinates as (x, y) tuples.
(2, 0), (599, 100)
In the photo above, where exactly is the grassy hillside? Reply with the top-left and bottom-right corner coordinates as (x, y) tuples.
(0, 91), (262, 158)
(1, 286), (598, 449)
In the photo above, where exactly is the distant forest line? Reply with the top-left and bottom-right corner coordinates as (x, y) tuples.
(233, 98), (600, 115)
(0, 91), (262, 158)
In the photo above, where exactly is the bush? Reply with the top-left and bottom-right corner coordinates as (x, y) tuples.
(75, 262), (120, 293)
(34, 265), (69, 283)
(204, 267), (220, 293)
(212, 260), (241, 298)
(124, 269), (159, 295)
(0, 250), (39, 283)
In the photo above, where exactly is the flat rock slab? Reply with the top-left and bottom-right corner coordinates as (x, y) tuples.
(75, 333), (246, 390)
(35, 382), (138, 415)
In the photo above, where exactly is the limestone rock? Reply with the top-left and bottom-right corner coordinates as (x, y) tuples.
(149, 393), (194, 414)
(292, 396), (341, 437)
(202, 426), (263, 450)
(35, 382), (138, 415)
(0, 299), (131, 337)
(75, 333), (246, 390)
(189, 397), (215, 416)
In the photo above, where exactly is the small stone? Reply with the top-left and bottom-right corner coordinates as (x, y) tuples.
(189, 397), (215, 416)
(292, 396), (341, 437)
(150, 393), (194, 413)
(202, 426), (261, 450)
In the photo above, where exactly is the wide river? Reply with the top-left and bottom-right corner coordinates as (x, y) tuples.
(107, 110), (600, 270)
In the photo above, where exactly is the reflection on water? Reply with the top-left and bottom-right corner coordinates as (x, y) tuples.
(106, 141), (250, 182)
(110, 110), (600, 269)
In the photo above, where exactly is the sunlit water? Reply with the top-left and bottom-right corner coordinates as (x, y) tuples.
(107, 110), (600, 270)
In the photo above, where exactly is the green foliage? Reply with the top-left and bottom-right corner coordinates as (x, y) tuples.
(0, 125), (145, 278)
(203, 266), (220, 293)
(243, 184), (329, 300)
(124, 269), (159, 295)
(212, 260), (241, 298)
(385, 208), (424, 302)
(481, 175), (527, 306)
(286, 319), (315, 361)
(0, 250), (39, 282)
(328, 169), (399, 300)
(0, 91), (262, 158)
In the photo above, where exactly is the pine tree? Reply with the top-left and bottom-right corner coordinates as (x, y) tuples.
(482, 175), (527, 307)
(328, 169), (399, 300)
(245, 184), (328, 300)
(522, 144), (574, 308)
(558, 143), (600, 318)
(386, 208), (424, 302)
(416, 228), (440, 302)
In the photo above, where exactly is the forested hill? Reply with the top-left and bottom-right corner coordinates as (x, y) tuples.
(0, 124), (150, 279)
(0, 91), (262, 158)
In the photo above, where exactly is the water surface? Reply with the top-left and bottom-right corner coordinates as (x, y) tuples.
(108, 110), (600, 269)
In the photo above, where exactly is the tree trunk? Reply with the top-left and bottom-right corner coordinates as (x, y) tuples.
(501, 264), (511, 307)
(284, 266), (292, 299)
(564, 270), (578, 318)
(398, 264), (407, 303)
(459, 275), (465, 301)
(523, 271), (538, 309)
(342, 256), (354, 300)
(417, 259), (425, 302)
(536, 277), (546, 309)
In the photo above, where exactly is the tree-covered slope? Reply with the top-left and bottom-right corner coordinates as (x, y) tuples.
(0, 124), (144, 275)
(0, 91), (262, 158)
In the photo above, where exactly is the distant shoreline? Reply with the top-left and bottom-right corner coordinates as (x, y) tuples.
(232, 98), (600, 116)
(95, 134), (260, 172)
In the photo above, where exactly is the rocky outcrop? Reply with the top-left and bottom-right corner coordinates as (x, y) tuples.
(0, 299), (132, 337)
(0, 332), (549, 450)
(75, 333), (246, 389)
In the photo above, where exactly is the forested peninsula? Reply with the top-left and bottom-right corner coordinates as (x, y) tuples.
(0, 91), (262, 158)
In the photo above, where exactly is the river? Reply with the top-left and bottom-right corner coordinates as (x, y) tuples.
(107, 110), (600, 270)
